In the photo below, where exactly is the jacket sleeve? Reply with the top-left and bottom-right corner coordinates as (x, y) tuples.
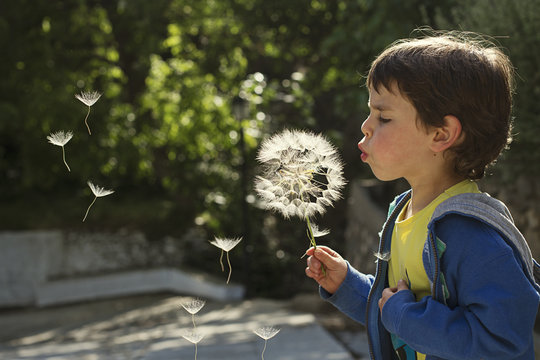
(381, 215), (539, 359)
(320, 262), (375, 325)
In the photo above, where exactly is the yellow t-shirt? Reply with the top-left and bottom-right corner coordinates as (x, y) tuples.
(388, 180), (480, 360)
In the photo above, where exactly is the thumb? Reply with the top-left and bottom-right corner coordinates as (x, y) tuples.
(313, 247), (341, 267)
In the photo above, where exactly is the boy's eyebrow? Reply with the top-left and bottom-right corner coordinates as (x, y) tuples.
(367, 101), (391, 111)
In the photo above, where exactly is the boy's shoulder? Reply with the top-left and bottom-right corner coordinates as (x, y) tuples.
(431, 192), (512, 224)
(429, 192), (518, 252)
(429, 192), (539, 289)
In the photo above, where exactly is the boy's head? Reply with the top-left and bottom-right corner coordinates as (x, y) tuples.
(366, 31), (514, 180)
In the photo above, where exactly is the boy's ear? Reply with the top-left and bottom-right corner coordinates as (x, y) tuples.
(430, 115), (463, 153)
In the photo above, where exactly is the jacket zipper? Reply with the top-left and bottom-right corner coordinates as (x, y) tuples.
(428, 232), (440, 302)
(365, 192), (411, 360)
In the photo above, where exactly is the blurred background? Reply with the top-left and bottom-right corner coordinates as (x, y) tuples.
(1, 0), (539, 312)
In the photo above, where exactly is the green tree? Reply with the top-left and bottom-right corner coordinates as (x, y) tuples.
(0, 0), (461, 296)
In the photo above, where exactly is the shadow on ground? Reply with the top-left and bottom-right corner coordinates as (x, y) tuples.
(0, 293), (368, 359)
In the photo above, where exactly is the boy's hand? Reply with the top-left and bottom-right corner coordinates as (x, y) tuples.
(305, 246), (347, 294)
(378, 279), (409, 312)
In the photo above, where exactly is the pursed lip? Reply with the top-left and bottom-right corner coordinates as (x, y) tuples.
(358, 143), (369, 162)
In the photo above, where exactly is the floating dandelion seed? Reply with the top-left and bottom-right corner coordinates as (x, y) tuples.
(47, 130), (73, 172)
(254, 326), (280, 360)
(75, 91), (102, 135)
(82, 181), (114, 222)
(255, 129), (346, 271)
(374, 251), (391, 263)
(180, 298), (206, 329)
(181, 328), (204, 360)
(301, 223), (330, 259)
(253, 325), (281, 340)
(310, 223), (330, 238)
(209, 237), (242, 284)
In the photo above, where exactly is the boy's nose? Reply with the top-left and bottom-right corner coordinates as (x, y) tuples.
(361, 117), (371, 138)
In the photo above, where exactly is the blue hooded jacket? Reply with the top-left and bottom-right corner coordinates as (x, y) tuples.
(321, 191), (540, 360)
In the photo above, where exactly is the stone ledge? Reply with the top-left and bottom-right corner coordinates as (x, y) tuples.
(36, 268), (245, 307)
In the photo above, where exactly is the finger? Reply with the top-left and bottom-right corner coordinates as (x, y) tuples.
(307, 256), (322, 271)
(304, 245), (338, 258)
(304, 247), (316, 257)
(397, 279), (409, 291)
(313, 247), (342, 268)
(314, 246), (341, 258)
(305, 266), (323, 281)
(305, 266), (317, 279)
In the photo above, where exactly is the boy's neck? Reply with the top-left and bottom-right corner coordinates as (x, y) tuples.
(405, 174), (466, 219)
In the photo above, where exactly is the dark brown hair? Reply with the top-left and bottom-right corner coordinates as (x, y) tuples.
(366, 31), (514, 179)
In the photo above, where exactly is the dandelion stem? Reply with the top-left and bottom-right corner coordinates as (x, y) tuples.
(192, 314), (196, 329)
(306, 217), (326, 276)
(219, 250), (225, 272)
(306, 217), (317, 248)
(83, 196), (97, 222)
(226, 251), (232, 284)
(61, 146), (71, 172)
(84, 106), (92, 135)
(194, 342), (198, 360)
(261, 339), (267, 360)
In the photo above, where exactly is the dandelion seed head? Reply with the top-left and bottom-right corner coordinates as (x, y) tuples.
(180, 298), (206, 315)
(253, 326), (281, 340)
(209, 237), (242, 252)
(87, 181), (114, 197)
(255, 129), (346, 220)
(181, 329), (205, 344)
(47, 131), (73, 146)
(75, 91), (102, 106)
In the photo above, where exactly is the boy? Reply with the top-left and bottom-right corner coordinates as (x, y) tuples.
(305, 32), (540, 360)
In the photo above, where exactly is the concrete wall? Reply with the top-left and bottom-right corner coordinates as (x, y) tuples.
(483, 175), (540, 260)
(344, 181), (386, 275)
(0, 230), (244, 308)
(0, 231), (61, 307)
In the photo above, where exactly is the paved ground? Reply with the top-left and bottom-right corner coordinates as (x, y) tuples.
(0, 294), (370, 360)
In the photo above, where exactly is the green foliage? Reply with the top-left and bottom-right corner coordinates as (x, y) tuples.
(6, 0), (537, 296)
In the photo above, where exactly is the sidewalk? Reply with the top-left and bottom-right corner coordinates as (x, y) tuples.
(0, 294), (370, 359)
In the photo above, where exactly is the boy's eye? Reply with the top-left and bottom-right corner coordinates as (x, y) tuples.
(378, 115), (391, 123)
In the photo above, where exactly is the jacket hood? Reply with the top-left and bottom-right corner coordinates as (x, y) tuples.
(431, 192), (540, 292)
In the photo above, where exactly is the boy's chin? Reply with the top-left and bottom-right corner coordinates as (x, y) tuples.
(371, 171), (400, 182)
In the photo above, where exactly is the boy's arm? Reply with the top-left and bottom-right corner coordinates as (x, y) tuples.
(319, 263), (375, 325)
(381, 217), (539, 359)
(305, 246), (375, 324)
